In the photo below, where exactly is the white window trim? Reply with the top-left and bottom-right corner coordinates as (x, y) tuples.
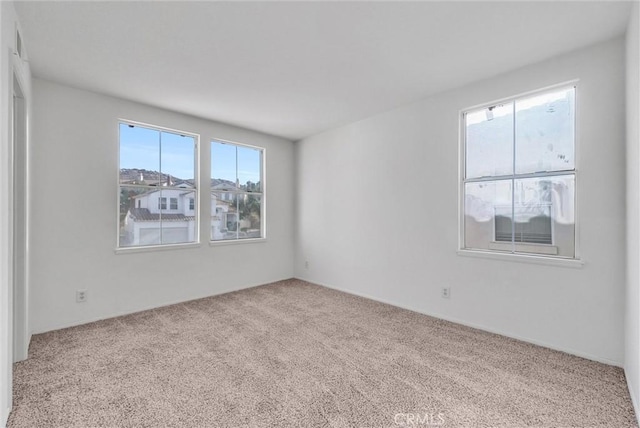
(116, 119), (200, 252)
(116, 242), (201, 255)
(457, 249), (584, 268)
(457, 80), (582, 266)
(208, 237), (267, 247)
(209, 138), (266, 244)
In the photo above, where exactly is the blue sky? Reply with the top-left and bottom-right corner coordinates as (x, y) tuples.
(119, 124), (261, 184)
(211, 140), (261, 185)
(119, 124), (195, 180)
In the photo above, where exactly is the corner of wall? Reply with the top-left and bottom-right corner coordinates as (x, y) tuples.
(1, 407), (9, 428)
(626, 0), (640, 423)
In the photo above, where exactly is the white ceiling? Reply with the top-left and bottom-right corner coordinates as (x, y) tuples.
(15, 1), (633, 141)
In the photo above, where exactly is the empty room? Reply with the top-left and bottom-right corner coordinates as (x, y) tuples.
(1, 1), (640, 427)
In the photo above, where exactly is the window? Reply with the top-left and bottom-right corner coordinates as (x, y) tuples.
(118, 121), (198, 248)
(189, 198), (195, 210)
(211, 140), (264, 241)
(158, 197), (167, 210)
(461, 86), (576, 258)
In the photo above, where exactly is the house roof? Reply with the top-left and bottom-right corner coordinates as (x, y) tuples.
(128, 208), (195, 222)
(131, 188), (194, 199)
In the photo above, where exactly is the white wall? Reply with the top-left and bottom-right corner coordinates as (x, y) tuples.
(0, 2), (32, 426)
(295, 38), (626, 365)
(626, 1), (640, 418)
(29, 78), (295, 334)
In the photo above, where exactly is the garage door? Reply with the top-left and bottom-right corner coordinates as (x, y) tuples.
(162, 227), (189, 244)
(139, 228), (161, 245)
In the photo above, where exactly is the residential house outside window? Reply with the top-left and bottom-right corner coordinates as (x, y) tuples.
(461, 86), (576, 258)
(118, 121), (198, 248)
(211, 140), (264, 241)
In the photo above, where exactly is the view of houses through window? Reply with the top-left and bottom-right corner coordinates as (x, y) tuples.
(211, 140), (263, 241)
(462, 86), (576, 258)
(118, 122), (265, 249)
(118, 122), (198, 248)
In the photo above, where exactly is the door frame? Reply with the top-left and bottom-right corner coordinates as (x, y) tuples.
(12, 70), (28, 363)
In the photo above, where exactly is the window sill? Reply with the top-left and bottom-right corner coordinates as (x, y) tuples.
(457, 249), (584, 268)
(209, 237), (267, 247)
(488, 241), (558, 255)
(115, 242), (201, 255)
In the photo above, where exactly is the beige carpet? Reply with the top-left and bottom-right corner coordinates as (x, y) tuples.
(8, 279), (637, 427)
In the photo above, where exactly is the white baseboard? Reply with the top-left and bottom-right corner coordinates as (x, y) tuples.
(296, 276), (623, 368)
(33, 277), (293, 334)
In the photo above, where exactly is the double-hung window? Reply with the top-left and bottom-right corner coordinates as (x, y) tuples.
(211, 140), (264, 241)
(461, 85), (576, 259)
(118, 121), (198, 248)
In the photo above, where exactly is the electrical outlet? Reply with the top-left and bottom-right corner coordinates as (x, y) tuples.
(76, 289), (87, 303)
(304, 260), (309, 269)
(441, 287), (451, 299)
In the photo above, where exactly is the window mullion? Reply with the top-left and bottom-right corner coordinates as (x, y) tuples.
(511, 101), (516, 254)
(159, 130), (163, 245)
(236, 193), (240, 240)
(465, 169), (576, 184)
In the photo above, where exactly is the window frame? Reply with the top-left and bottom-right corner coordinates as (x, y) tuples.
(158, 197), (167, 210)
(209, 138), (266, 244)
(116, 119), (200, 252)
(458, 81), (582, 267)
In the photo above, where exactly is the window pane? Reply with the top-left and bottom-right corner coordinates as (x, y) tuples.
(210, 141), (264, 242)
(119, 186), (160, 247)
(238, 194), (262, 239)
(237, 145), (262, 192)
(119, 124), (160, 185)
(120, 186), (196, 247)
(211, 191), (238, 241)
(464, 180), (513, 251)
(465, 103), (514, 179)
(119, 122), (198, 249)
(161, 131), (195, 184)
(515, 87), (575, 174)
(211, 141), (238, 189)
(513, 175), (575, 257)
